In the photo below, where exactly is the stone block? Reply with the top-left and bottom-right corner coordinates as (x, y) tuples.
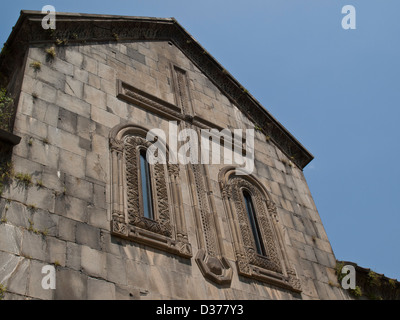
(88, 206), (108, 230)
(76, 115), (96, 140)
(66, 242), (81, 271)
(58, 216), (76, 242)
(85, 152), (108, 183)
(304, 245), (318, 263)
(56, 90), (91, 119)
(84, 84), (107, 110)
(87, 277), (116, 300)
(21, 230), (48, 261)
(55, 268), (87, 300)
(76, 222), (101, 250)
(64, 175), (93, 203)
(78, 137), (91, 152)
(52, 58), (74, 77)
(29, 137), (60, 168)
(82, 55), (98, 75)
(81, 245), (107, 278)
(73, 66), (89, 83)
(34, 81), (58, 104)
(26, 186), (55, 213)
(0, 224), (23, 255)
(15, 114), (48, 140)
(1, 180), (28, 204)
(98, 62), (116, 82)
(106, 95), (128, 119)
(59, 149), (86, 179)
(88, 73), (101, 89)
(91, 134), (108, 155)
(57, 108), (77, 134)
(126, 260), (151, 290)
(4, 201), (32, 230)
(126, 47), (146, 65)
(92, 183), (106, 209)
(106, 253), (127, 285)
(5, 257), (30, 297)
(41, 103), (60, 128)
(47, 125), (86, 157)
(90, 106), (120, 129)
(100, 232), (122, 257)
(28, 260), (55, 300)
(17, 91), (34, 118)
(65, 47), (84, 67)
(55, 195), (87, 223)
(32, 62), (67, 91)
(32, 209), (59, 237)
(41, 167), (64, 193)
(47, 237), (67, 266)
(0, 251), (22, 285)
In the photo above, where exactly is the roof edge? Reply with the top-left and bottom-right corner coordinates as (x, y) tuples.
(1, 10), (314, 168)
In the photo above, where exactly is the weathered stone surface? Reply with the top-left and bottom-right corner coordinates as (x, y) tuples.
(0, 252), (22, 285)
(28, 260), (54, 300)
(65, 242), (81, 271)
(58, 216), (76, 242)
(1, 12), (347, 300)
(5, 257), (30, 297)
(55, 268), (87, 300)
(55, 195), (88, 223)
(21, 230), (48, 261)
(47, 237), (67, 266)
(81, 245), (107, 278)
(0, 224), (23, 255)
(87, 277), (116, 300)
(76, 222), (101, 250)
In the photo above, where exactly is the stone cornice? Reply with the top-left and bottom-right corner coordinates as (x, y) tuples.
(0, 10), (314, 169)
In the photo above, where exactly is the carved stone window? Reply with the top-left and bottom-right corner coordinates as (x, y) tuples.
(139, 148), (155, 220)
(109, 124), (192, 258)
(219, 167), (301, 292)
(242, 189), (266, 256)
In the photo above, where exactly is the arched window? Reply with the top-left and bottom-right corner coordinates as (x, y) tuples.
(219, 166), (302, 292)
(242, 189), (265, 256)
(139, 149), (154, 220)
(109, 124), (192, 258)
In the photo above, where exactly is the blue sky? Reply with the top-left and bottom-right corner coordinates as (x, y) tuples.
(1, 1), (399, 281)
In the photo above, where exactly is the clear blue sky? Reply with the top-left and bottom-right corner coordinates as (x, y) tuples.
(1, 1), (399, 281)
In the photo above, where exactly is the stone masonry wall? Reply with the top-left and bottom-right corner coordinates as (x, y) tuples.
(0, 39), (349, 300)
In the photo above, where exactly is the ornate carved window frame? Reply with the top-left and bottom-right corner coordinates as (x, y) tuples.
(219, 166), (301, 292)
(109, 124), (192, 258)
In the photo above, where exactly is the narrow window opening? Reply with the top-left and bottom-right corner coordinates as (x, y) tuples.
(243, 190), (266, 256)
(140, 149), (154, 220)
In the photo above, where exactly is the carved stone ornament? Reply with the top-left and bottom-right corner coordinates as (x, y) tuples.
(219, 167), (302, 292)
(171, 65), (233, 285)
(109, 124), (192, 258)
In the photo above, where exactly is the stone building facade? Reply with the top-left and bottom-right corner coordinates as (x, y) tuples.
(0, 11), (351, 300)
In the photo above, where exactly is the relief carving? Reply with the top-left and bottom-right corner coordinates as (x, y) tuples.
(109, 124), (192, 258)
(219, 167), (302, 292)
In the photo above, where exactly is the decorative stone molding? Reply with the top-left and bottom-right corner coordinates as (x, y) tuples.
(219, 166), (302, 292)
(109, 124), (192, 258)
(171, 66), (233, 285)
(117, 80), (182, 121)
